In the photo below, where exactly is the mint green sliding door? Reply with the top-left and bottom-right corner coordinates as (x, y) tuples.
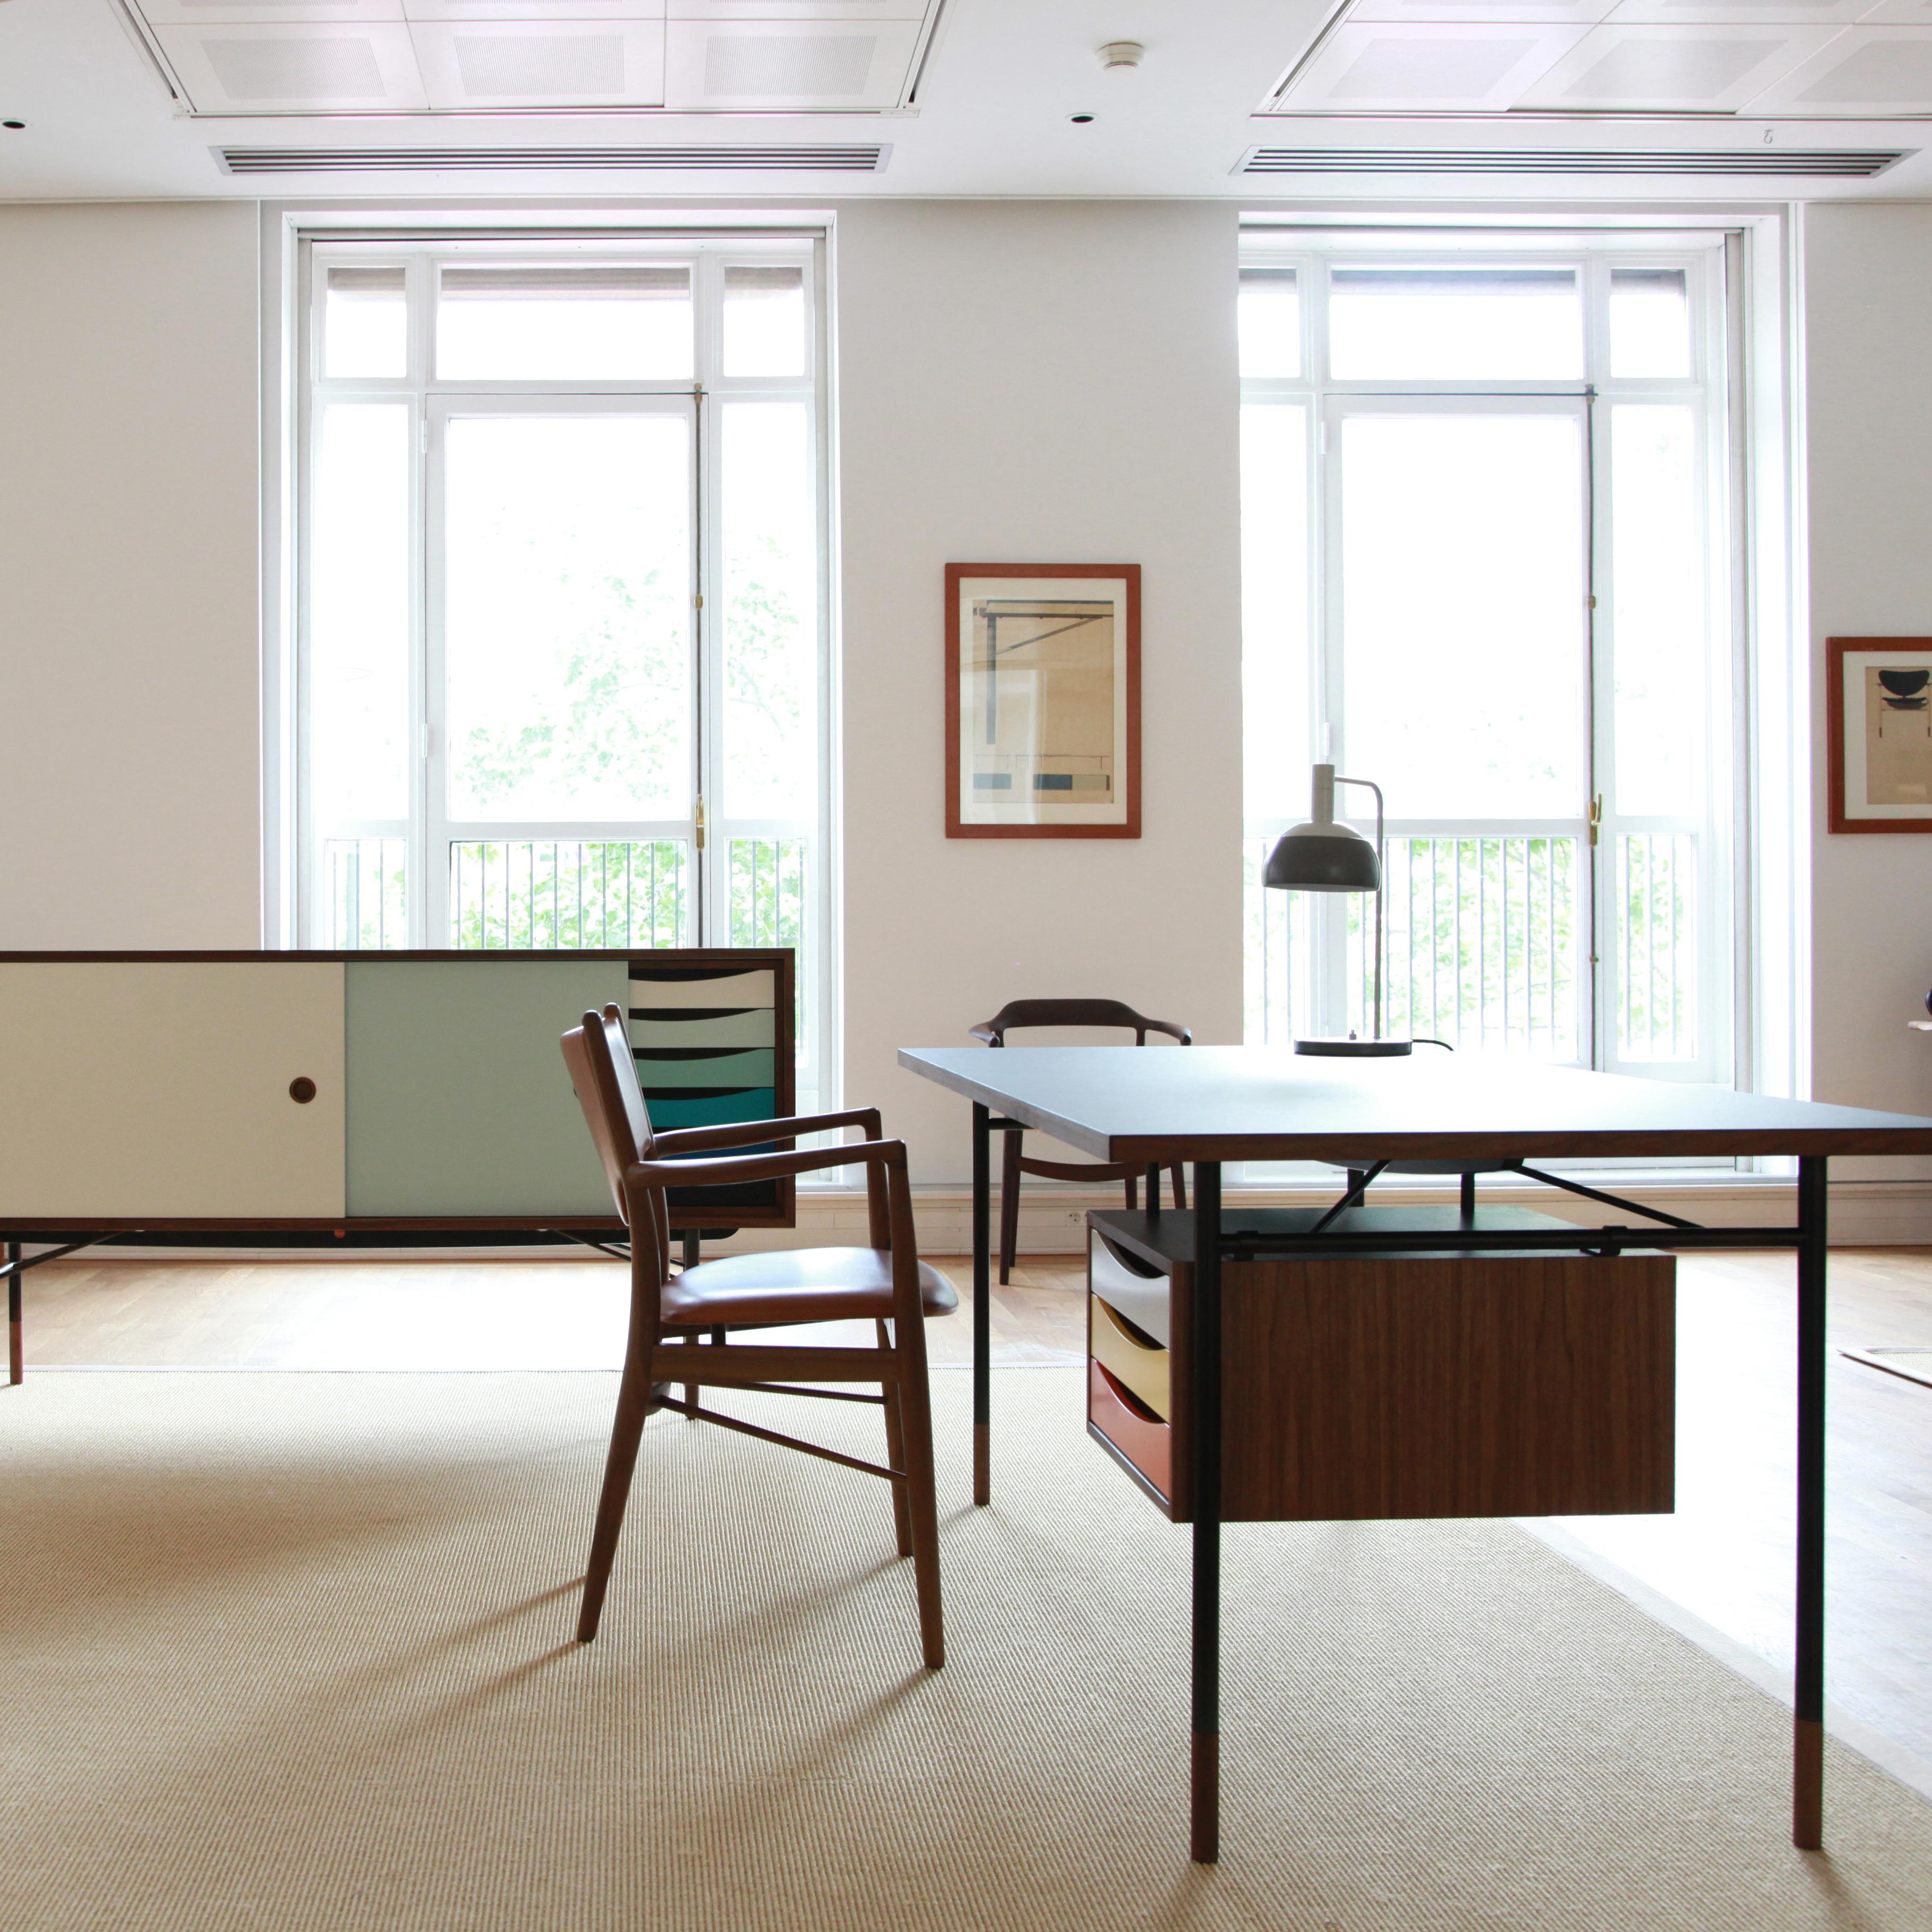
(345, 959), (626, 1218)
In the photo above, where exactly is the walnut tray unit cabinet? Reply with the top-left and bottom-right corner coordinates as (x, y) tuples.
(1084, 1208), (1674, 1525)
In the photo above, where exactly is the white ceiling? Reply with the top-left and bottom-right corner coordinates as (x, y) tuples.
(1, 0), (1929, 202)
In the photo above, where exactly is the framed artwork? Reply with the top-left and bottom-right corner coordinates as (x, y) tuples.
(1827, 637), (1932, 833)
(944, 563), (1141, 839)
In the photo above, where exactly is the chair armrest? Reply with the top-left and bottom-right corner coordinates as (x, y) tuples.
(628, 1138), (904, 1193)
(968, 1024), (1003, 1046)
(1148, 1019), (1193, 1045)
(651, 1107), (883, 1154)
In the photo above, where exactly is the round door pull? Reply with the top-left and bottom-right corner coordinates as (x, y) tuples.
(289, 1077), (318, 1105)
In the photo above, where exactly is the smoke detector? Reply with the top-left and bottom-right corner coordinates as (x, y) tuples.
(1098, 42), (1144, 71)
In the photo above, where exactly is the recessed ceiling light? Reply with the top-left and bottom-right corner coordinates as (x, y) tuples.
(1070, 112), (1095, 124)
(2, 122), (24, 131)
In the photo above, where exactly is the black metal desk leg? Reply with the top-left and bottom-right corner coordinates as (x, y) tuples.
(1190, 1160), (1223, 1863)
(972, 1102), (991, 1506)
(7, 1241), (21, 1386)
(1794, 1156), (1828, 1849)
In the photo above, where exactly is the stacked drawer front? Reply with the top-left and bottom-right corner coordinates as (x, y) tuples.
(1087, 1231), (1174, 1502)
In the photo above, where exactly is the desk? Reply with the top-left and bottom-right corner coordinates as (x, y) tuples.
(899, 1045), (1932, 1863)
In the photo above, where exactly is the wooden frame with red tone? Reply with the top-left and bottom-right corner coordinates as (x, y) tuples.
(944, 562), (1141, 840)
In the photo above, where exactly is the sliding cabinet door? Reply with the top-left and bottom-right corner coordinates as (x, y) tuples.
(0, 962), (346, 1220)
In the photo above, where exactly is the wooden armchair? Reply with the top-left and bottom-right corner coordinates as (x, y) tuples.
(969, 998), (1192, 1284)
(561, 1005), (953, 1667)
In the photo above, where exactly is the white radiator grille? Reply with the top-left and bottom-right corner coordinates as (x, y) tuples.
(215, 144), (890, 175)
(1238, 144), (1909, 176)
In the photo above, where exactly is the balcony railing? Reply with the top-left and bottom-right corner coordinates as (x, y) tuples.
(729, 837), (806, 951)
(450, 840), (687, 951)
(323, 838), (407, 951)
(1246, 828), (1698, 1065)
(1378, 835), (1581, 1057)
(1614, 833), (1697, 1062)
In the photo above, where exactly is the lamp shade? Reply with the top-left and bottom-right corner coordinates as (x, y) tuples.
(1263, 820), (1379, 893)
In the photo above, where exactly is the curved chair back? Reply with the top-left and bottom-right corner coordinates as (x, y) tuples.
(970, 998), (1191, 1047)
(561, 1004), (670, 1284)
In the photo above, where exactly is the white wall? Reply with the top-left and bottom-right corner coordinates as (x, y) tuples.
(0, 203), (261, 947)
(833, 202), (1246, 1181)
(1803, 204), (1932, 1172)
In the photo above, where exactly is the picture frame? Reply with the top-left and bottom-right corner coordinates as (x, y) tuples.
(1826, 637), (1932, 834)
(944, 562), (1141, 839)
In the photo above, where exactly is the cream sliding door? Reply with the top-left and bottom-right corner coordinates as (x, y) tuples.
(0, 963), (346, 1219)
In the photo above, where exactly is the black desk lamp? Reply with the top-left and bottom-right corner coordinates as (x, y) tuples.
(1263, 762), (1411, 1058)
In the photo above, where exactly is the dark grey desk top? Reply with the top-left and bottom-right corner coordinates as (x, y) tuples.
(898, 1046), (1932, 1163)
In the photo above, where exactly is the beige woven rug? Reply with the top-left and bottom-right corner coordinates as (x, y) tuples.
(4, 1369), (1930, 1932)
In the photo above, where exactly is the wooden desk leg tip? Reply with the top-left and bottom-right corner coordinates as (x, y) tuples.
(1794, 1716), (1824, 1850)
(973, 1423), (990, 1506)
(8, 1320), (21, 1387)
(1190, 1731), (1220, 1865)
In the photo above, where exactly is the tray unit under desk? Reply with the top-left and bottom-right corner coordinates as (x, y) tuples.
(1085, 1207), (1675, 1526)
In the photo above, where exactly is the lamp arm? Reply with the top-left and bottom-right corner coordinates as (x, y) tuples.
(1333, 775), (1385, 1041)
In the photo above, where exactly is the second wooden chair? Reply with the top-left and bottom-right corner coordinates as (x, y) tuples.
(969, 998), (1192, 1284)
(561, 1004), (954, 1668)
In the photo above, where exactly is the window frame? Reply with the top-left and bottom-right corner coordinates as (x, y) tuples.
(290, 230), (834, 1116)
(1240, 227), (1741, 1115)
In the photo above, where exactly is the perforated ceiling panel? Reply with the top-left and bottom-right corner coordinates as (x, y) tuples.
(1280, 22), (1589, 110)
(663, 17), (921, 107)
(1748, 25), (1932, 107)
(409, 21), (666, 106)
(1263, 0), (1932, 113)
(1516, 23), (1833, 108)
(1611, 0), (1875, 16)
(1349, 0), (1614, 19)
(127, 1), (930, 113)
(155, 23), (430, 110)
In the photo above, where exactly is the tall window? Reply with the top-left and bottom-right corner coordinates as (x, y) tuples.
(1241, 235), (1734, 1087)
(297, 236), (830, 1109)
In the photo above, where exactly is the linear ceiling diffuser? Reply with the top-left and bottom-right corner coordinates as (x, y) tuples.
(214, 143), (890, 176)
(1238, 145), (1909, 177)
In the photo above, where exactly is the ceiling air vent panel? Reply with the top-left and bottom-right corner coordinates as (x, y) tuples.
(409, 22), (666, 107)
(662, 18), (921, 109)
(1238, 143), (1909, 175)
(158, 23), (431, 110)
(214, 142), (890, 173)
(1748, 26), (1932, 111)
(1515, 23), (1836, 108)
(139, 1), (414, 21)
(1280, 23), (1591, 110)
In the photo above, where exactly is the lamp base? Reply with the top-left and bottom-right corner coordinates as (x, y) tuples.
(1293, 1037), (1414, 1058)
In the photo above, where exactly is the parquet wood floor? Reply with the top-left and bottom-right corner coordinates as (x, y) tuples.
(10, 1245), (1932, 1769)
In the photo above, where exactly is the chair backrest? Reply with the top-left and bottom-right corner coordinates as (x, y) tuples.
(970, 998), (1192, 1047)
(561, 1005), (670, 1279)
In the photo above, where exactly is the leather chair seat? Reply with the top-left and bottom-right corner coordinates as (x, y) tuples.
(663, 1247), (960, 1329)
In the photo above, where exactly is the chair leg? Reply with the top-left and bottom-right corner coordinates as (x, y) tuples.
(1125, 1172), (1139, 1211)
(578, 1358), (659, 1644)
(1170, 1163), (1187, 1210)
(683, 1330), (716, 1422)
(892, 1324), (945, 1670)
(998, 1127), (1022, 1286)
(877, 1319), (912, 1560)
(1460, 1170), (1477, 1227)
